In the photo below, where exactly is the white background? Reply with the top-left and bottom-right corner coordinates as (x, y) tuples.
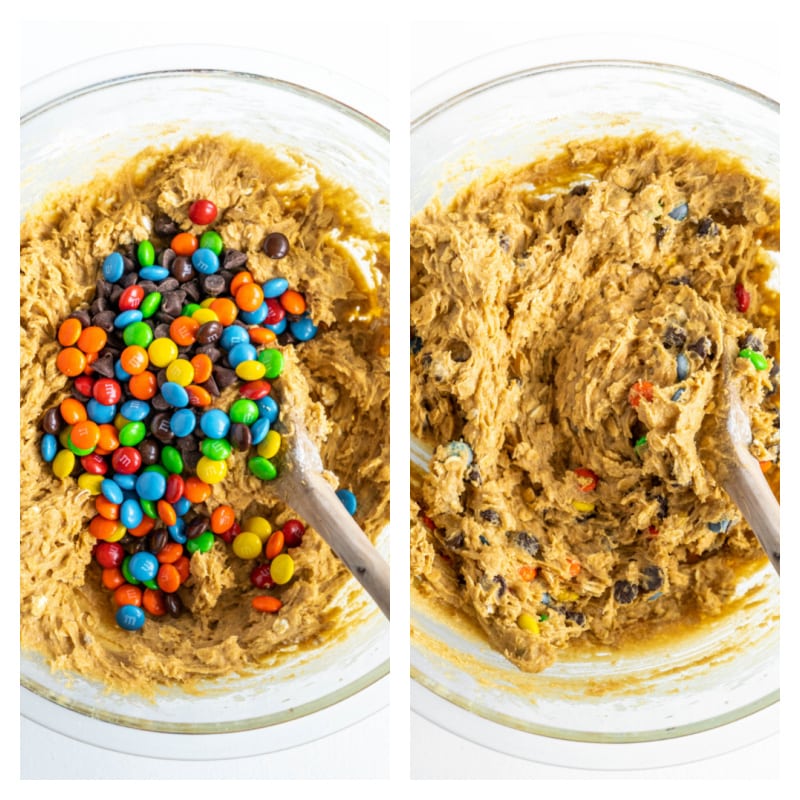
(14, 1), (795, 788)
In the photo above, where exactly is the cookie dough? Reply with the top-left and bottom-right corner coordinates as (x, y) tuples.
(20, 135), (389, 692)
(410, 134), (779, 672)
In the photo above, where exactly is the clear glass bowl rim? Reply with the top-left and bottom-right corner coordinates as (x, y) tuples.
(410, 54), (780, 748)
(20, 45), (390, 740)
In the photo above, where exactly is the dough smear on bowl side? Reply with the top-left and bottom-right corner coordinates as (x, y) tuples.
(410, 133), (779, 672)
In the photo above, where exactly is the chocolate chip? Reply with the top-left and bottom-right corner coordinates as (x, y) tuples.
(195, 344), (222, 363)
(564, 610), (586, 626)
(446, 531), (465, 549)
(183, 280), (201, 302)
(662, 325), (686, 350)
(68, 308), (92, 327)
(200, 375), (220, 397)
(137, 280), (158, 295)
(42, 407), (62, 434)
(121, 255), (137, 274)
(220, 249), (247, 271)
(151, 394), (170, 411)
(160, 291), (185, 317)
(570, 183), (589, 196)
(171, 255), (195, 283)
(639, 565), (664, 593)
(410, 335), (423, 354)
(741, 333), (764, 352)
(688, 336), (713, 359)
(183, 448), (202, 472)
(263, 232), (289, 259)
(158, 248), (177, 270)
(201, 274), (226, 296)
(613, 580), (638, 604)
(493, 574), (507, 598)
(153, 323), (171, 339)
(656, 495), (668, 519)
(90, 352), (116, 378)
(154, 213), (181, 238)
(212, 365), (237, 389)
(655, 225), (668, 244)
(229, 422), (252, 452)
(480, 509), (500, 525)
(508, 530), (540, 556)
(90, 295), (110, 315)
(667, 277), (691, 289)
(156, 277), (180, 293)
(697, 217), (719, 237)
(119, 272), (139, 288)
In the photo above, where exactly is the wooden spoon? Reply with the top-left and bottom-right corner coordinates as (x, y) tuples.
(270, 401), (390, 619)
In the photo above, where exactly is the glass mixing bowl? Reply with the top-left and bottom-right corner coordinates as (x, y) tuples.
(410, 56), (779, 768)
(20, 45), (389, 757)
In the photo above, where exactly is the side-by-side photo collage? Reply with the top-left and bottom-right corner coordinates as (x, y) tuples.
(17, 14), (784, 785)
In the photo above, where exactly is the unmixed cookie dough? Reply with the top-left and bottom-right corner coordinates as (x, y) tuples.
(410, 134), (779, 672)
(21, 135), (389, 692)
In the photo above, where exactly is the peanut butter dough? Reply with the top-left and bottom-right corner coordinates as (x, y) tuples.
(411, 134), (779, 672)
(21, 135), (389, 692)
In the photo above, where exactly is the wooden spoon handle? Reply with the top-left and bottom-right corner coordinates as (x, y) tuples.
(723, 447), (780, 574)
(281, 470), (390, 618)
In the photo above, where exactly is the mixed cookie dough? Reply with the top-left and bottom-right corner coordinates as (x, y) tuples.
(20, 135), (389, 692)
(410, 134), (779, 672)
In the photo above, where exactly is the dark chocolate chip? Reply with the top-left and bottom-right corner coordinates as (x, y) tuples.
(480, 509), (501, 525)
(410, 335), (423, 354)
(697, 217), (719, 237)
(493, 574), (507, 598)
(68, 308), (92, 327)
(119, 272), (139, 288)
(212, 365), (237, 389)
(160, 291), (185, 317)
(741, 333), (764, 352)
(156, 277), (180, 293)
(200, 375), (220, 397)
(90, 352), (116, 378)
(154, 213), (181, 238)
(158, 248), (177, 270)
(221, 249), (248, 271)
(508, 530), (540, 557)
(183, 280), (201, 302)
(639, 565), (664, 593)
(201, 274), (226, 296)
(263, 232), (289, 259)
(662, 325), (686, 350)
(688, 336), (713, 359)
(446, 531), (465, 549)
(613, 580), (639, 604)
(569, 183), (589, 196)
(153, 323), (172, 339)
(655, 225), (668, 244)
(564, 610), (586, 626)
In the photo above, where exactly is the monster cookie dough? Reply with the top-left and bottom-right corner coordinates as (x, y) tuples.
(410, 134), (779, 672)
(21, 135), (389, 692)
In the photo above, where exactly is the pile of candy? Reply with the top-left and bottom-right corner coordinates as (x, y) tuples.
(38, 199), (356, 631)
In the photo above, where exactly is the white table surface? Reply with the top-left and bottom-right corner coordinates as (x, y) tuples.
(17, 8), (791, 783)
